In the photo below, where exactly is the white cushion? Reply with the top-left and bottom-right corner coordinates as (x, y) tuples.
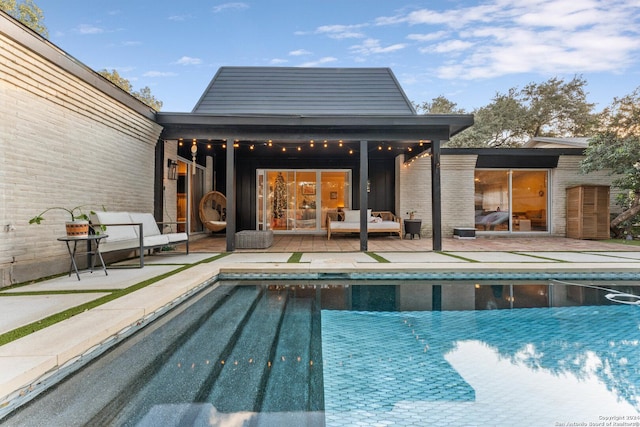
(344, 210), (360, 223)
(91, 211), (138, 242)
(330, 222), (359, 230)
(166, 232), (188, 243)
(129, 213), (161, 237)
(143, 234), (169, 247)
(368, 221), (400, 231)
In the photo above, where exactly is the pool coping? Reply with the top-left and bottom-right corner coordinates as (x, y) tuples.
(2, 259), (640, 418)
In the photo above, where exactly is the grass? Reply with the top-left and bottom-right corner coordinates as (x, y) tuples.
(605, 238), (640, 247)
(366, 252), (390, 263)
(0, 252), (231, 346)
(287, 252), (303, 263)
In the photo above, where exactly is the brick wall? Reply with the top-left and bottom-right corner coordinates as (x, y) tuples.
(398, 154), (477, 236)
(0, 21), (163, 286)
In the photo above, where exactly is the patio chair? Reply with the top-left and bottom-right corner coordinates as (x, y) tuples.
(199, 191), (227, 232)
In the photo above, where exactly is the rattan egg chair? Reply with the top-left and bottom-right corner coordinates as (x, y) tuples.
(199, 191), (227, 232)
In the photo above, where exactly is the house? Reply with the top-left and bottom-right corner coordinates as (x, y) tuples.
(0, 11), (617, 287)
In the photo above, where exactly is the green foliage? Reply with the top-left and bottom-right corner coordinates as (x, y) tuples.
(98, 69), (163, 111)
(581, 87), (640, 236)
(29, 205), (95, 224)
(442, 76), (597, 147)
(29, 205), (108, 235)
(449, 89), (528, 147)
(521, 76), (596, 138)
(416, 96), (465, 114)
(133, 86), (163, 111)
(0, 0), (48, 37)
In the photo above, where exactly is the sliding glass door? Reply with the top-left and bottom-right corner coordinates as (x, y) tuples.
(257, 169), (351, 232)
(474, 169), (549, 232)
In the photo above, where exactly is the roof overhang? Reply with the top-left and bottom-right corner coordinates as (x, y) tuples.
(156, 113), (474, 142)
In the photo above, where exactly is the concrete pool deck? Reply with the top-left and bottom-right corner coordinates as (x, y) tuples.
(2, 241), (640, 415)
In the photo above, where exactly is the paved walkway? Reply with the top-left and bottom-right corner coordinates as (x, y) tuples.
(2, 237), (640, 417)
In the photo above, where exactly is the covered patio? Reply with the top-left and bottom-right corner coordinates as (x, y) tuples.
(157, 67), (474, 253)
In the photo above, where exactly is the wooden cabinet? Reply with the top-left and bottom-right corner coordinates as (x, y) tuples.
(566, 185), (610, 239)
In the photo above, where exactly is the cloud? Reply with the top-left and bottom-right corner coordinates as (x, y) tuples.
(143, 71), (178, 77)
(212, 3), (249, 13)
(376, 0), (640, 80)
(407, 32), (448, 42)
(299, 57), (338, 67)
(168, 15), (190, 22)
(76, 24), (104, 35)
(123, 41), (142, 46)
(270, 58), (288, 64)
(289, 49), (312, 56)
(350, 38), (406, 56)
(315, 24), (367, 39)
(419, 39), (474, 54)
(175, 56), (202, 65)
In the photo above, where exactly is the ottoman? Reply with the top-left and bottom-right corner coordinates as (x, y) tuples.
(235, 230), (274, 249)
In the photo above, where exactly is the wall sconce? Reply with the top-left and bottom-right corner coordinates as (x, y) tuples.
(167, 159), (178, 180)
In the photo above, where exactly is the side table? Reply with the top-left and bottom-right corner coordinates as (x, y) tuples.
(57, 234), (108, 280)
(404, 219), (422, 239)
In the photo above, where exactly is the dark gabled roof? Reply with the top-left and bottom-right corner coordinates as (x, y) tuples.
(192, 67), (416, 115)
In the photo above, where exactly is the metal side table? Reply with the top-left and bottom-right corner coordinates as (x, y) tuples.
(57, 234), (108, 280)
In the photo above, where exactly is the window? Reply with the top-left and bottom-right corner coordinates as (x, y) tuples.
(474, 170), (548, 232)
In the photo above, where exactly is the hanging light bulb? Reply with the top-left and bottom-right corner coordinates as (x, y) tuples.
(191, 140), (197, 175)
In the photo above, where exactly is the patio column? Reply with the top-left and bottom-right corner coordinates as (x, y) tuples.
(431, 138), (442, 251)
(226, 138), (236, 251)
(360, 140), (368, 251)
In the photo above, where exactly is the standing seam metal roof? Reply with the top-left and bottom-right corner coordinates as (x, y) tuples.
(191, 67), (416, 115)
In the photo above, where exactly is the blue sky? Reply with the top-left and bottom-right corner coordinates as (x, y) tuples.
(40, 0), (640, 113)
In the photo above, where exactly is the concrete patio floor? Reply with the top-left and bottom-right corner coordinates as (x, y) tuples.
(2, 234), (640, 419)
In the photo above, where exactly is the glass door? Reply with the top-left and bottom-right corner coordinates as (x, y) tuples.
(474, 169), (549, 232)
(257, 169), (351, 232)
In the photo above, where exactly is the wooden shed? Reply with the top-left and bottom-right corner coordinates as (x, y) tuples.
(566, 185), (610, 239)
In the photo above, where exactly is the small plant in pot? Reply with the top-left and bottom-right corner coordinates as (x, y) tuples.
(406, 210), (417, 220)
(29, 205), (98, 237)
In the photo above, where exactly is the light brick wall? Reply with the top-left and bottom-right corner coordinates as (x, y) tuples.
(398, 154), (477, 236)
(0, 27), (163, 286)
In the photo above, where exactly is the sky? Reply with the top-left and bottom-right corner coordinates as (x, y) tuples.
(39, 0), (640, 113)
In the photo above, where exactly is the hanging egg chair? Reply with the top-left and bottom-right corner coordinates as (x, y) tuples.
(199, 191), (227, 232)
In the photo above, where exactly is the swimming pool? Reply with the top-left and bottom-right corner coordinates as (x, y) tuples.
(3, 280), (640, 426)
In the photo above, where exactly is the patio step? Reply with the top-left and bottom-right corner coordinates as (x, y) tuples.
(204, 287), (288, 413)
(97, 284), (263, 426)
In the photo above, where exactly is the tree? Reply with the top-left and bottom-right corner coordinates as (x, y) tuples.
(521, 76), (596, 138)
(98, 69), (163, 111)
(448, 89), (529, 148)
(442, 76), (597, 147)
(0, 0), (47, 37)
(416, 96), (465, 114)
(581, 88), (640, 237)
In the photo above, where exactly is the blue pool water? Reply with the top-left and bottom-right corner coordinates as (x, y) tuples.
(322, 306), (640, 426)
(3, 281), (640, 426)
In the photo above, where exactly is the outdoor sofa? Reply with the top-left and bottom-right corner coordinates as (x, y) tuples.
(90, 211), (188, 267)
(326, 209), (402, 240)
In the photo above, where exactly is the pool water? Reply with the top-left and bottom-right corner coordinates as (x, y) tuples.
(322, 306), (640, 426)
(3, 281), (640, 426)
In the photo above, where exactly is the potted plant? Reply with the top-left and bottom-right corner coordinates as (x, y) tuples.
(29, 205), (97, 237)
(406, 210), (417, 220)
